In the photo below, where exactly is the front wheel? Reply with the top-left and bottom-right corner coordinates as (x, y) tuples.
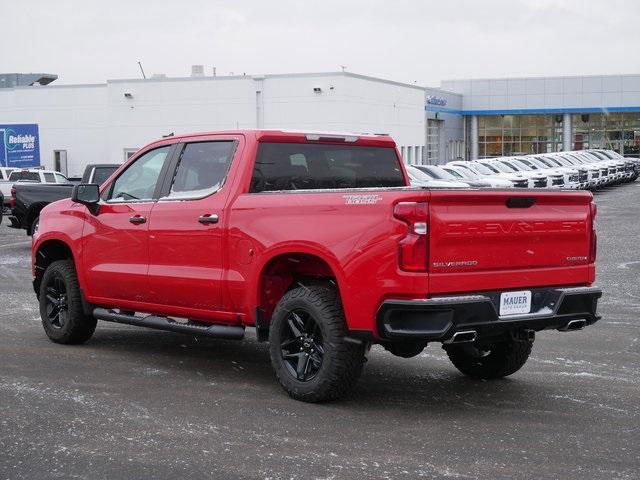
(444, 335), (533, 379)
(39, 259), (97, 344)
(269, 285), (366, 402)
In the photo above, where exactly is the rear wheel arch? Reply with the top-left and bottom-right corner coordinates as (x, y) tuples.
(256, 251), (345, 326)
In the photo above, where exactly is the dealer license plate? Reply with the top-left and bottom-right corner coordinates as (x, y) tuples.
(499, 290), (532, 316)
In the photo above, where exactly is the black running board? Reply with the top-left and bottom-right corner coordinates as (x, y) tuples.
(92, 307), (245, 340)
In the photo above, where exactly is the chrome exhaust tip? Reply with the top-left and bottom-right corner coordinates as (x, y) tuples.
(558, 319), (587, 332)
(444, 330), (478, 344)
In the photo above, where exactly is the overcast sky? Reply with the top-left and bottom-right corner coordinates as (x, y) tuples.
(1, 0), (639, 87)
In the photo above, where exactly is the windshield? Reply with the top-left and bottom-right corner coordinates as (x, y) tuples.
(495, 161), (518, 173)
(555, 157), (574, 166)
(515, 158), (538, 170)
(535, 157), (559, 167)
(599, 150), (621, 159)
(406, 166), (433, 182)
(422, 165), (458, 180)
(526, 157), (548, 168)
(557, 155), (578, 165)
(509, 160), (533, 171)
(467, 162), (492, 175)
(443, 167), (467, 179)
(477, 162), (502, 174)
(567, 154), (587, 164)
(589, 151), (608, 160)
(581, 154), (600, 163)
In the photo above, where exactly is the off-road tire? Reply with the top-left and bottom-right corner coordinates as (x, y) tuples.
(445, 336), (532, 379)
(39, 259), (97, 344)
(269, 285), (366, 402)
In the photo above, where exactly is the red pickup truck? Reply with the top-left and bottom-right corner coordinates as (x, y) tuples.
(32, 130), (601, 402)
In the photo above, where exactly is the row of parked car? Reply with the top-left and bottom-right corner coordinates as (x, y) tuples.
(408, 149), (640, 190)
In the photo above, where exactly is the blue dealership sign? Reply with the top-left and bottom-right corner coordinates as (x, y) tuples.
(426, 95), (447, 107)
(0, 124), (40, 167)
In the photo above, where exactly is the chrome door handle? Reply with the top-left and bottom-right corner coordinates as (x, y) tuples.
(129, 215), (146, 224)
(198, 214), (219, 224)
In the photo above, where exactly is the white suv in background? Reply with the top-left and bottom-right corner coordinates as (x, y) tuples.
(504, 157), (566, 188)
(440, 164), (514, 188)
(476, 158), (547, 188)
(446, 161), (516, 187)
(525, 156), (581, 189)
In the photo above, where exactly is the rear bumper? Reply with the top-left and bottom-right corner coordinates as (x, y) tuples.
(376, 286), (602, 342)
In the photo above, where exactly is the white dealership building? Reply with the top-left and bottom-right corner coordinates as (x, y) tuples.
(1, 69), (640, 175)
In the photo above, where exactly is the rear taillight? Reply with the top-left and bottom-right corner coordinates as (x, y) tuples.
(394, 201), (428, 272)
(9, 186), (16, 209)
(589, 201), (597, 263)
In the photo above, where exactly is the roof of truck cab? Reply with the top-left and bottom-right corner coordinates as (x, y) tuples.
(154, 129), (397, 147)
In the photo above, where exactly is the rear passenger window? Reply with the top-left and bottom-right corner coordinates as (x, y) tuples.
(44, 173), (55, 183)
(250, 143), (405, 192)
(9, 171), (40, 182)
(164, 141), (234, 199)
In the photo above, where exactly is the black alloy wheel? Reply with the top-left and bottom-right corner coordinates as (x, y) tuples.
(280, 309), (324, 382)
(268, 284), (366, 402)
(44, 272), (68, 329)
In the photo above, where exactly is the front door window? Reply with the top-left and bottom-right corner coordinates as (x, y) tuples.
(107, 147), (170, 202)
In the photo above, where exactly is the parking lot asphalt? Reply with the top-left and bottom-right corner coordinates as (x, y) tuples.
(1, 182), (639, 480)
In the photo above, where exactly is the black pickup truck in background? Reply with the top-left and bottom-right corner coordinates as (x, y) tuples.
(9, 164), (119, 235)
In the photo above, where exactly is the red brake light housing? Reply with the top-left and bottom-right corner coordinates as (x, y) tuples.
(589, 201), (597, 263)
(394, 201), (429, 272)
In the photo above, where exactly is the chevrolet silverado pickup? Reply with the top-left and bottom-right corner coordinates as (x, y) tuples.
(32, 130), (601, 402)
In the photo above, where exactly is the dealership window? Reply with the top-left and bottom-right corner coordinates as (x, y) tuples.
(478, 115), (562, 158)
(426, 119), (442, 164)
(573, 113), (640, 157)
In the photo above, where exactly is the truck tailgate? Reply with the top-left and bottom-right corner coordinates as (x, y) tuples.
(428, 190), (594, 294)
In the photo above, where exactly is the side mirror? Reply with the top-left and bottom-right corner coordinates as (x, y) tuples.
(72, 184), (100, 214)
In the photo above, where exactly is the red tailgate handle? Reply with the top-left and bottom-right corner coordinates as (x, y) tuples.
(506, 197), (536, 208)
